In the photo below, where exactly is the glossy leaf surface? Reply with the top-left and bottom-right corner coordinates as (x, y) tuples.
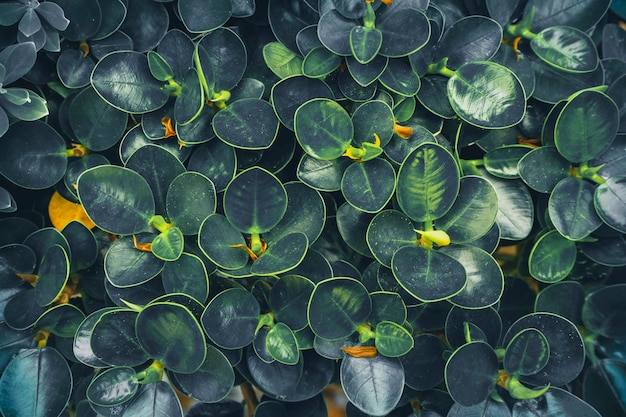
(213, 98), (279, 150)
(295, 98), (353, 160)
(528, 230), (577, 283)
(445, 341), (498, 407)
(202, 288), (260, 349)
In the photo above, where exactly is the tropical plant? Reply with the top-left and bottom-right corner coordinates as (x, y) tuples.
(1, 0), (626, 416)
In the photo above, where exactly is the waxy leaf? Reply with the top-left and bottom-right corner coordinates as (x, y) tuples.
(377, 6), (430, 57)
(350, 26), (382, 64)
(582, 284), (626, 338)
(341, 158), (396, 213)
(594, 176), (626, 233)
(73, 308), (117, 368)
(531, 26), (599, 73)
(166, 172), (216, 235)
(151, 226), (184, 261)
(295, 98), (353, 160)
(549, 177), (602, 240)
(302, 46), (341, 78)
(504, 328), (550, 376)
(136, 302), (206, 373)
(263, 41), (304, 79)
(213, 98), (279, 150)
(91, 51), (169, 114)
(162, 253), (209, 304)
(392, 245), (466, 302)
(396, 143), (460, 223)
(528, 230), (577, 283)
(35, 303), (85, 338)
(445, 341), (498, 406)
(104, 235), (164, 287)
(554, 90), (619, 163)
(400, 333), (447, 390)
(518, 146), (571, 193)
(198, 213), (248, 270)
(374, 321), (414, 357)
(178, 0), (231, 33)
(266, 322), (299, 365)
(202, 288), (260, 349)
(121, 381), (183, 417)
(448, 61), (526, 129)
(341, 355), (404, 416)
(34, 244), (69, 306)
(516, 387), (601, 417)
(250, 232), (308, 276)
(87, 366), (138, 407)
(270, 76), (334, 130)
(0, 348), (72, 417)
(366, 209), (417, 268)
(583, 359), (626, 417)
(308, 278), (371, 340)
(223, 167), (287, 234)
(77, 165), (155, 235)
(90, 309), (150, 367)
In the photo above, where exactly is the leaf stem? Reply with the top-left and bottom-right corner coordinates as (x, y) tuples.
(240, 382), (259, 417)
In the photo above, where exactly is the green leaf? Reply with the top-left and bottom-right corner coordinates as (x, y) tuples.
(528, 230), (577, 283)
(448, 61), (526, 129)
(341, 158), (396, 213)
(90, 309), (150, 367)
(162, 253), (209, 304)
(178, 0), (230, 33)
(195, 28), (247, 93)
(396, 143), (460, 223)
(56, 49), (95, 89)
(166, 172), (216, 236)
(104, 235), (164, 287)
(297, 154), (352, 192)
(392, 245), (466, 302)
(270, 76), (334, 130)
(223, 167), (287, 234)
(525, 0), (610, 32)
(346, 54), (388, 87)
(294, 98), (353, 160)
(251, 232), (308, 276)
(518, 146), (571, 193)
(34, 244), (69, 306)
(263, 42), (304, 79)
(436, 176), (499, 244)
(366, 209), (417, 268)
(554, 90), (619, 163)
(594, 176), (626, 233)
(73, 308), (115, 368)
(147, 51), (174, 82)
(269, 274), (315, 331)
(340, 355), (404, 416)
(531, 26), (599, 73)
(87, 366), (138, 407)
(136, 302), (206, 373)
(0, 121), (66, 190)
(445, 341), (498, 407)
(69, 86), (128, 152)
(0, 41), (37, 85)
(442, 245), (504, 309)
(377, 6), (430, 57)
(168, 344), (235, 403)
(349, 26), (382, 64)
(400, 333), (447, 390)
(91, 51), (169, 114)
(504, 328), (550, 376)
(187, 139), (236, 192)
(582, 284), (626, 338)
(0, 244), (36, 289)
(77, 165), (155, 235)
(3, 289), (47, 331)
(308, 277), (371, 340)
(121, 381), (183, 417)
(549, 177), (602, 240)
(302, 46), (341, 78)
(317, 10), (358, 56)
(378, 58), (421, 97)
(484, 145), (533, 179)
(151, 226), (184, 261)
(535, 281), (585, 325)
(201, 288), (260, 349)
(486, 173), (534, 241)
(336, 203), (375, 257)
(266, 322), (299, 365)
(35, 303), (85, 338)
(503, 312), (585, 387)
(374, 321), (414, 357)
(174, 67), (204, 125)
(0, 348), (72, 417)
(213, 98), (279, 150)
(519, 387), (602, 417)
(198, 213), (248, 270)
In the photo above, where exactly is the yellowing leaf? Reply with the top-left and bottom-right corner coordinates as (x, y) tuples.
(48, 191), (96, 230)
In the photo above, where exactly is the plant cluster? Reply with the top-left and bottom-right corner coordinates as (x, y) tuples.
(1, 0), (626, 416)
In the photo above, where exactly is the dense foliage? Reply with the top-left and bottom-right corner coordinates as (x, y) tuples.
(1, 0), (626, 416)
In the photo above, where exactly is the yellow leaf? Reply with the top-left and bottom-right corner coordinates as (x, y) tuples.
(48, 191), (96, 231)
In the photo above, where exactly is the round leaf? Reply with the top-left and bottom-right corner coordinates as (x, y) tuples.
(77, 165), (155, 235)
(504, 328), (550, 376)
(90, 309), (150, 367)
(198, 213), (248, 270)
(213, 98), (279, 150)
(341, 158), (396, 213)
(554, 90), (619, 163)
(162, 253), (209, 304)
(518, 146), (571, 193)
(349, 26), (382, 64)
(400, 333), (447, 390)
(0, 348), (72, 417)
(341, 354), (404, 416)
(308, 278), (371, 340)
(201, 288), (260, 349)
(270, 76), (334, 130)
(448, 61), (526, 129)
(269, 274), (315, 331)
(266, 322), (299, 365)
(151, 226), (184, 261)
(594, 176), (626, 233)
(528, 230), (577, 283)
(445, 341), (498, 406)
(377, 6), (430, 57)
(87, 366), (138, 407)
(178, 0), (231, 33)
(396, 143), (460, 222)
(366, 209), (417, 268)
(302, 45), (341, 77)
(250, 232), (308, 276)
(0, 121), (66, 190)
(136, 302), (206, 373)
(392, 245), (466, 302)
(582, 284), (626, 338)
(166, 172), (216, 235)
(374, 320), (414, 357)
(531, 26), (599, 73)
(91, 51), (169, 114)
(294, 98), (353, 160)
(583, 359), (626, 417)
(34, 244), (69, 306)
(104, 235), (164, 287)
(121, 381), (183, 417)
(549, 177), (602, 240)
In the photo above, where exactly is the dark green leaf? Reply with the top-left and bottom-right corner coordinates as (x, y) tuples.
(400, 333), (447, 390)
(594, 176), (626, 233)
(303, 46), (341, 77)
(295, 98), (353, 160)
(198, 213), (248, 270)
(583, 359), (626, 417)
(516, 387), (601, 417)
(377, 6), (430, 57)
(174, 68), (204, 125)
(196, 28), (246, 93)
(378, 58), (420, 96)
(104, 235), (164, 287)
(549, 177), (602, 240)
(341, 354), (404, 416)
(251, 232), (308, 276)
(270, 76), (334, 130)
(151, 226), (184, 261)
(392, 245), (466, 302)
(121, 381), (183, 417)
(366, 209), (417, 267)
(0, 41), (37, 85)
(518, 146), (571, 193)
(87, 366), (138, 407)
(346, 54), (388, 87)
(525, 0), (610, 32)
(336, 202), (375, 257)
(582, 284), (626, 338)
(485, 173), (534, 240)
(0, 121), (65, 190)
(504, 328), (550, 376)
(178, 0), (231, 33)
(341, 158), (396, 213)
(270, 274), (315, 331)
(166, 172), (216, 235)
(213, 98), (279, 150)
(187, 139), (236, 192)
(35, 303), (85, 338)
(136, 302), (206, 373)
(90, 309), (150, 367)
(484, 145), (533, 179)
(297, 154), (352, 192)
(317, 10), (358, 56)
(91, 51), (169, 113)
(0, 348), (72, 417)
(56, 49), (95, 88)
(308, 277), (371, 340)
(445, 341), (498, 406)
(531, 26), (599, 73)
(34, 244), (69, 306)
(202, 288), (260, 349)
(266, 322), (299, 365)
(374, 320), (413, 357)
(349, 27), (382, 64)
